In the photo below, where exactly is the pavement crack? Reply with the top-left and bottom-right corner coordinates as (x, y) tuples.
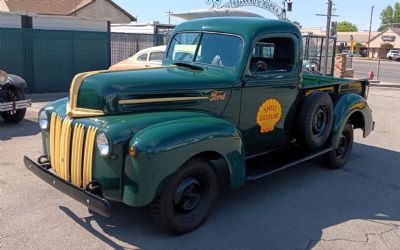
(300, 222), (400, 249)
(292, 226), (315, 250)
(363, 224), (400, 246)
(364, 219), (399, 227)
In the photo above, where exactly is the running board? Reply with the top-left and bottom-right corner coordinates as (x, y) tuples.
(246, 147), (333, 181)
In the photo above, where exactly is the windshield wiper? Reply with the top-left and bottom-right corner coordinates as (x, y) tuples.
(173, 62), (204, 71)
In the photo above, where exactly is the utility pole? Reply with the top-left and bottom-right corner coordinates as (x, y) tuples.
(367, 6), (374, 58)
(166, 10), (172, 25)
(323, 0), (333, 76)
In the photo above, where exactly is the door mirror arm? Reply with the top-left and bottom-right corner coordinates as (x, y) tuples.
(242, 61), (267, 86)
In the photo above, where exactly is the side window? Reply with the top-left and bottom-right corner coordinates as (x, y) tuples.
(149, 52), (165, 61)
(137, 53), (148, 61)
(250, 37), (294, 73)
(253, 43), (275, 59)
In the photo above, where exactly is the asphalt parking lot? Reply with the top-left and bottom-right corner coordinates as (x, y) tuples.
(1, 87), (400, 250)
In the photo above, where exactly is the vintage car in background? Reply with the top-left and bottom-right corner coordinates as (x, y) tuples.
(109, 45), (199, 70)
(0, 70), (31, 123)
(26, 17), (373, 234)
(109, 45), (166, 70)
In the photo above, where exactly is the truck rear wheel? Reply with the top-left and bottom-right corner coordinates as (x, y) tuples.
(297, 92), (333, 149)
(0, 87), (26, 123)
(149, 158), (218, 234)
(324, 122), (354, 169)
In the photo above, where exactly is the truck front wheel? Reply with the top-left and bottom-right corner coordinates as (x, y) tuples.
(324, 122), (354, 169)
(150, 158), (218, 234)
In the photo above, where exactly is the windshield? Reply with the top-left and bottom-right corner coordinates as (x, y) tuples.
(166, 32), (243, 69)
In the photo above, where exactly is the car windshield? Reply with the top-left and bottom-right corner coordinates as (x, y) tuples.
(165, 32), (243, 69)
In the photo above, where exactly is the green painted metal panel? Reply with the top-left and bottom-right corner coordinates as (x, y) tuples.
(0, 27), (110, 93)
(0, 28), (25, 80)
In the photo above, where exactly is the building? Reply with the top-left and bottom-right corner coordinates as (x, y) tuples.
(368, 27), (400, 58)
(302, 28), (380, 57)
(0, 0), (136, 23)
(111, 21), (175, 35)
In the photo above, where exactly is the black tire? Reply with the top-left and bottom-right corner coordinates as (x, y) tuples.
(324, 122), (354, 169)
(297, 92), (334, 149)
(0, 87), (26, 123)
(149, 158), (218, 234)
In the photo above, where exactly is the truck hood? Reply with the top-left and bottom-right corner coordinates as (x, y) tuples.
(67, 66), (238, 117)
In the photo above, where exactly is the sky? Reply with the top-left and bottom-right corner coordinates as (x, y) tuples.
(113, 0), (398, 32)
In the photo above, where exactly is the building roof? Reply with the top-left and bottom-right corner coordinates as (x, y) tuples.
(301, 27), (380, 44)
(368, 26), (400, 49)
(369, 27), (400, 42)
(3, 0), (136, 21)
(4, 0), (92, 15)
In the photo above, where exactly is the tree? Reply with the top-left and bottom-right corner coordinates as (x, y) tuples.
(379, 2), (400, 31)
(336, 21), (358, 32)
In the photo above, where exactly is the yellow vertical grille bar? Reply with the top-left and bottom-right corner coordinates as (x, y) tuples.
(71, 123), (79, 186)
(54, 116), (63, 175)
(60, 118), (72, 181)
(58, 118), (66, 178)
(49, 113), (57, 168)
(83, 126), (97, 187)
(71, 124), (85, 187)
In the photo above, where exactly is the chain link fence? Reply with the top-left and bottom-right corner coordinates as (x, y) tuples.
(110, 33), (167, 65)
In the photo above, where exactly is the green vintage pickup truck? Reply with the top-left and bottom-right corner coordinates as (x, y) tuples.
(25, 17), (373, 234)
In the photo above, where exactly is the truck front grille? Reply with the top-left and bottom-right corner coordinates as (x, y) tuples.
(49, 112), (98, 188)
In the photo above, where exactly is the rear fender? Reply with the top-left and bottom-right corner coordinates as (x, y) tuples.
(122, 116), (245, 207)
(331, 93), (373, 149)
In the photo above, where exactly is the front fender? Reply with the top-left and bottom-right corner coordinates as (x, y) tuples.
(331, 93), (373, 149)
(7, 74), (27, 89)
(122, 115), (245, 207)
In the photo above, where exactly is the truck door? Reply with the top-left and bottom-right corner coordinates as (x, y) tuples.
(239, 35), (301, 155)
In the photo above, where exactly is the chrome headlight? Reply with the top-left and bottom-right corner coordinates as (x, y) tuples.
(0, 70), (8, 85)
(38, 111), (49, 130)
(96, 133), (110, 156)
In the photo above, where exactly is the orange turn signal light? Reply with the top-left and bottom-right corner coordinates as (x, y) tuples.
(129, 146), (137, 157)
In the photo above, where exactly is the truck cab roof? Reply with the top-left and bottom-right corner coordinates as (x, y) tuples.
(173, 17), (302, 42)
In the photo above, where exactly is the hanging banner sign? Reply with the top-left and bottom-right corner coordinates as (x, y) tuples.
(382, 35), (396, 42)
(206, 0), (286, 20)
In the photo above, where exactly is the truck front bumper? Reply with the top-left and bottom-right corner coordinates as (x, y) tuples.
(23, 156), (111, 217)
(0, 99), (31, 112)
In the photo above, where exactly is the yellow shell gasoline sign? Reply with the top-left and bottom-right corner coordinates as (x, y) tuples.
(256, 99), (282, 133)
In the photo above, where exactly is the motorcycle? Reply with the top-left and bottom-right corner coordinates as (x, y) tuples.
(0, 70), (31, 123)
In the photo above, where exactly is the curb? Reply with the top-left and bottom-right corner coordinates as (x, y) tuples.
(370, 83), (400, 88)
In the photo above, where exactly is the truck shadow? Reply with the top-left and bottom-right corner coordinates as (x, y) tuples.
(60, 142), (400, 249)
(0, 93), (67, 140)
(0, 118), (40, 141)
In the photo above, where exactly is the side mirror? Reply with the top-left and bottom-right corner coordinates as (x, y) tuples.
(255, 61), (267, 72)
